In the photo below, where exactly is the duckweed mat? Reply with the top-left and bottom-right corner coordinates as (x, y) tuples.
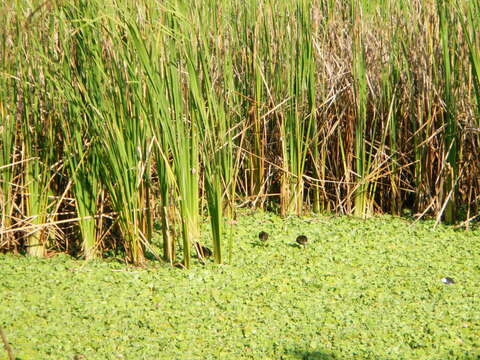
(1, 213), (479, 359)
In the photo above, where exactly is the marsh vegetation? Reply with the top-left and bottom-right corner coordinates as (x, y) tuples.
(1, 214), (479, 359)
(1, 0), (479, 266)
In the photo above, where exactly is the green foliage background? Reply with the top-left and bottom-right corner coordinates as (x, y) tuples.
(2, 0), (480, 263)
(1, 213), (479, 359)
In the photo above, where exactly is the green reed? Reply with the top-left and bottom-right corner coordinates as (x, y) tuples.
(1, 0), (479, 262)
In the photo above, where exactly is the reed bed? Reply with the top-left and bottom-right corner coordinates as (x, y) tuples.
(1, 0), (479, 265)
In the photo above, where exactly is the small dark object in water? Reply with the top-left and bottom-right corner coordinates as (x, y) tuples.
(296, 235), (308, 247)
(441, 277), (455, 285)
(258, 231), (269, 242)
(201, 245), (212, 258)
(194, 241), (212, 259)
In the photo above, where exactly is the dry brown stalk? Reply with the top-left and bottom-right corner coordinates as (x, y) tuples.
(0, 326), (15, 360)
